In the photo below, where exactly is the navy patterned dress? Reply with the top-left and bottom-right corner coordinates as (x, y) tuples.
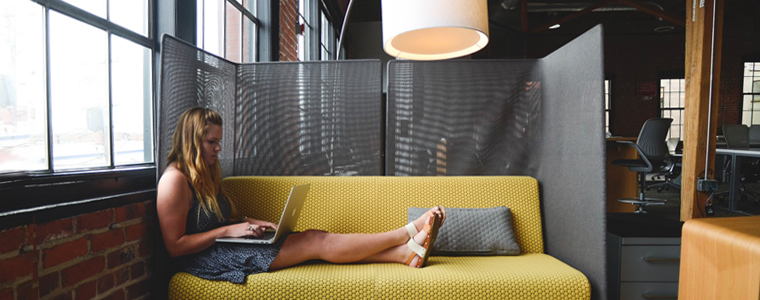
(174, 186), (287, 283)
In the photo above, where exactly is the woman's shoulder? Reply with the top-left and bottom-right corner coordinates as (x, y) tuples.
(158, 165), (190, 191)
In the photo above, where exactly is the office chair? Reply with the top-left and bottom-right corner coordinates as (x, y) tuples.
(612, 118), (674, 213)
(649, 138), (682, 192)
(717, 124), (760, 207)
(723, 124), (750, 149)
(749, 125), (760, 148)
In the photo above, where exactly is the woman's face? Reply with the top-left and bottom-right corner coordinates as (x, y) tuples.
(200, 124), (222, 165)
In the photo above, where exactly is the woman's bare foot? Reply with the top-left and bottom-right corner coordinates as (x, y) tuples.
(410, 206), (445, 236)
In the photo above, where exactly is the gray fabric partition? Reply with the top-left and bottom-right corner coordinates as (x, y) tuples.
(537, 25), (607, 300)
(386, 25), (607, 300)
(158, 36), (383, 176)
(386, 60), (541, 176)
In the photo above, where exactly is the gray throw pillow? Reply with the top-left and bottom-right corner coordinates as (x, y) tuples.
(407, 206), (520, 256)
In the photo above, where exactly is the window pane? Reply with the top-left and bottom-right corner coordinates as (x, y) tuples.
(49, 12), (110, 170)
(110, 0), (149, 36)
(202, 0), (224, 56)
(111, 35), (153, 165)
(62, 0), (106, 19)
(225, 2), (242, 63)
(242, 16), (257, 63)
(743, 111), (753, 126)
(0, 1), (48, 173)
(744, 95), (754, 110)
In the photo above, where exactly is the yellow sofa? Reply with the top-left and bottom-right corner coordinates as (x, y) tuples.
(168, 176), (591, 299)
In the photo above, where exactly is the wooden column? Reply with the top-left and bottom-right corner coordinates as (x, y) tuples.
(681, 0), (724, 221)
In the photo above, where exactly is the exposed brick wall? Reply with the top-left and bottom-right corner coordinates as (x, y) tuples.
(0, 201), (154, 300)
(279, 0), (299, 61)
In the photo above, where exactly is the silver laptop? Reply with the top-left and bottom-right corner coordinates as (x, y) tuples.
(215, 184), (310, 245)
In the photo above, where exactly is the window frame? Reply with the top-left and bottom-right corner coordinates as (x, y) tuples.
(659, 78), (685, 141)
(742, 61), (760, 126)
(604, 77), (614, 135)
(0, 0), (158, 225)
(658, 70), (686, 141)
(195, 0), (262, 63)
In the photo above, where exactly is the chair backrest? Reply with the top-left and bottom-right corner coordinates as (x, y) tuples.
(723, 124), (749, 149)
(636, 118), (673, 161)
(749, 125), (760, 146)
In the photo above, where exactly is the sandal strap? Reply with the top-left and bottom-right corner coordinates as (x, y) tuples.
(405, 222), (418, 239)
(407, 237), (427, 258)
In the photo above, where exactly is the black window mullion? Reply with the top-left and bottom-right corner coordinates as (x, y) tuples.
(33, 0), (152, 49)
(107, 34), (116, 168)
(44, 5), (54, 173)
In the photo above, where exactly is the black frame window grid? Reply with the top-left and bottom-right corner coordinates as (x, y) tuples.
(0, 0), (157, 222)
(743, 61), (760, 126)
(195, 0), (260, 63)
(660, 78), (686, 140)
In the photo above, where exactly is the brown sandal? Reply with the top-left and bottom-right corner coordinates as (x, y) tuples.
(405, 213), (442, 268)
(404, 206), (446, 239)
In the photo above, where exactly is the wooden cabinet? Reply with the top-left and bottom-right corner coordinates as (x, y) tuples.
(679, 216), (760, 300)
(607, 213), (683, 300)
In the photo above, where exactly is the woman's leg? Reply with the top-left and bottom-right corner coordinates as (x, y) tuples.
(269, 207), (443, 270)
(268, 228), (408, 270)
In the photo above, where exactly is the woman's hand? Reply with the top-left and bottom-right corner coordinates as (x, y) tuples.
(244, 218), (278, 229)
(225, 222), (277, 238)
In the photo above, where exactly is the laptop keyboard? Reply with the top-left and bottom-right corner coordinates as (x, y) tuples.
(243, 231), (275, 240)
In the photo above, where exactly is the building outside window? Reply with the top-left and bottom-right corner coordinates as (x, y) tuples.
(0, 0), (153, 175)
(660, 78), (685, 140)
(196, 0), (258, 63)
(742, 62), (760, 126)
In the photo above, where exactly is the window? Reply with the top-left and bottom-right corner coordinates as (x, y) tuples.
(297, 0), (339, 61)
(742, 62), (760, 126)
(298, 0), (315, 61)
(604, 79), (612, 135)
(0, 0), (155, 216)
(1, 0), (154, 175)
(197, 0), (258, 63)
(660, 78), (685, 140)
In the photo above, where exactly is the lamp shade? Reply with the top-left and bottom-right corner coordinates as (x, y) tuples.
(382, 0), (489, 60)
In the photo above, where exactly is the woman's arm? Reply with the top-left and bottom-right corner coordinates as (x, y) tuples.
(156, 169), (272, 257)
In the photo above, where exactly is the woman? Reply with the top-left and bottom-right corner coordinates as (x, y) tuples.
(157, 107), (445, 283)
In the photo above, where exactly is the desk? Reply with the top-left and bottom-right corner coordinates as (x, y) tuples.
(607, 137), (639, 212)
(679, 216), (760, 300)
(715, 148), (760, 213)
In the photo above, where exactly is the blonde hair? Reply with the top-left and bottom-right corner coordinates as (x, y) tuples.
(167, 107), (236, 221)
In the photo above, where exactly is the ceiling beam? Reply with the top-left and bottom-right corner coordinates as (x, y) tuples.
(616, 0), (686, 27)
(529, 0), (617, 34)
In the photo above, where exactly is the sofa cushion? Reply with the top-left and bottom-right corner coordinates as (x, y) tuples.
(407, 206), (520, 255)
(169, 254), (591, 300)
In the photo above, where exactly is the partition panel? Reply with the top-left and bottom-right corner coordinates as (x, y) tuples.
(234, 61), (383, 175)
(158, 35), (383, 176)
(386, 25), (607, 300)
(386, 60), (542, 176)
(159, 35), (238, 177)
(537, 25), (607, 300)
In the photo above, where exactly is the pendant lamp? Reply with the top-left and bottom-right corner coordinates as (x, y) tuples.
(381, 0), (489, 60)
